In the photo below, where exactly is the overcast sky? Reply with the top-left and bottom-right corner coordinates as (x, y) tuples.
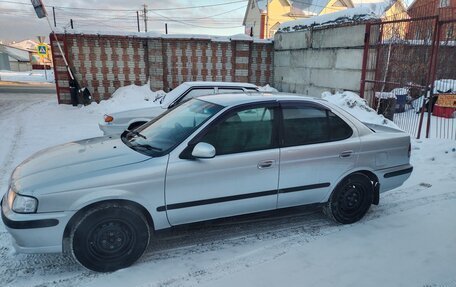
(0, 0), (247, 43)
(0, 0), (413, 43)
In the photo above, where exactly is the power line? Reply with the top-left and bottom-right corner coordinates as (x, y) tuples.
(0, 0), (248, 11)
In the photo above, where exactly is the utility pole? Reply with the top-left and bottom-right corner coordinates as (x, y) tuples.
(143, 4), (148, 32)
(136, 11), (140, 32)
(165, 23), (168, 34)
(70, 19), (74, 29)
(266, 0), (269, 38)
(52, 6), (56, 27)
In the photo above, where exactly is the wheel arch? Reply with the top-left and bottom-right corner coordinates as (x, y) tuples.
(327, 169), (380, 205)
(62, 199), (155, 253)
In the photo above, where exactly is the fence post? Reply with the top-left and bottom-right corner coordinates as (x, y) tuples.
(417, 16), (440, 139)
(359, 23), (371, 99)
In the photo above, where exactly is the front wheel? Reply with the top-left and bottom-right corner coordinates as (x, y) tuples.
(70, 203), (150, 272)
(324, 173), (373, 224)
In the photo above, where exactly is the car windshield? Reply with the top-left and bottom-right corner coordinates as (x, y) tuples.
(122, 99), (224, 156)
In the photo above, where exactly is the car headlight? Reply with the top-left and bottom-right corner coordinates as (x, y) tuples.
(7, 189), (38, 213)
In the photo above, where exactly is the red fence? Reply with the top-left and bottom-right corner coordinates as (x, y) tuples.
(50, 33), (273, 104)
(360, 16), (456, 140)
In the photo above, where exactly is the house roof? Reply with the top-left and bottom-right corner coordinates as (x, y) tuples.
(243, 0), (355, 25)
(0, 44), (30, 62)
(9, 39), (40, 52)
(256, 0), (333, 16)
(351, 0), (398, 16)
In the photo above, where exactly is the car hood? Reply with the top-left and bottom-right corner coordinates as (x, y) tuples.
(10, 136), (151, 196)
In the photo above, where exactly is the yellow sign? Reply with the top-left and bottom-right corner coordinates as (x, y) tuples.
(37, 43), (48, 57)
(436, 94), (456, 108)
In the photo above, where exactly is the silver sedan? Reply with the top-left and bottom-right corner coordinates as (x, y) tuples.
(2, 93), (412, 272)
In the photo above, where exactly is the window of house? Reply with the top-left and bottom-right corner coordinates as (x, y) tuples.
(200, 106), (275, 155)
(282, 105), (352, 147)
(439, 0), (449, 8)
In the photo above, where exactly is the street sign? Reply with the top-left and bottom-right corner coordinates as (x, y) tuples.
(31, 0), (47, 19)
(37, 43), (48, 57)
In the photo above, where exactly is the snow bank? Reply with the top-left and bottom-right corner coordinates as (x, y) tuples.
(258, 84), (278, 92)
(322, 91), (399, 129)
(279, 7), (379, 32)
(87, 83), (163, 114)
(0, 69), (55, 83)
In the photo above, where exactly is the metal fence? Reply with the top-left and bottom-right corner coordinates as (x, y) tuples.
(360, 15), (456, 140)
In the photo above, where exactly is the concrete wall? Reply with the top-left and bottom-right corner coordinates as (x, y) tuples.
(273, 24), (367, 97)
(51, 33), (273, 104)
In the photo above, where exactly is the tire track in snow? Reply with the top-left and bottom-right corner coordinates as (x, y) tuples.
(0, 100), (46, 187)
(147, 186), (456, 287)
(2, 185), (455, 287)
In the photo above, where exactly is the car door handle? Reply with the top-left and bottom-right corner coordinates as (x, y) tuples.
(339, 150), (353, 158)
(258, 160), (275, 169)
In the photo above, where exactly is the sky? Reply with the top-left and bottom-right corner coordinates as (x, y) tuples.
(0, 0), (248, 43)
(0, 0), (414, 43)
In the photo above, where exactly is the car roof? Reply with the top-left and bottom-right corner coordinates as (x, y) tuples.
(198, 92), (326, 107)
(181, 81), (258, 88)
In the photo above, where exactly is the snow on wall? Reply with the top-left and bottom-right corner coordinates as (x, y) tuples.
(279, 7), (379, 32)
(50, 33), (274, 105)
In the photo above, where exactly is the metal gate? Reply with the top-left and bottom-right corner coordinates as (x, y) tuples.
(360, 16), (456, 140)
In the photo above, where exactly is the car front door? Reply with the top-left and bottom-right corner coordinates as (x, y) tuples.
(277, 101), (361, 208)
(163, 102), (280, 225)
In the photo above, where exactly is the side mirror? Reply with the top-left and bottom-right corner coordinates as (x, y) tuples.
(191, 142), (216, 158)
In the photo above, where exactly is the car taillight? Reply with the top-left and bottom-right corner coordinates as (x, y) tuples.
(408, 143), (411, 158)
(104, 114), (114, 123)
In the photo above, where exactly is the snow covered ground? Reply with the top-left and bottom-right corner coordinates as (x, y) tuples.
(0, 87), (455, 287)
(0, 69), (55, 83)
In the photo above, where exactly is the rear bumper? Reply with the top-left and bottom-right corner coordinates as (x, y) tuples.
(376, 164), (413, 193)
(1, 197), (75, 254)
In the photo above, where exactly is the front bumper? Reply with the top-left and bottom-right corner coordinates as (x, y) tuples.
(1, 197), (75, 253)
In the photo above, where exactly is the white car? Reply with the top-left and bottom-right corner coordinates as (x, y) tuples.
(3, 92), (412, 272)
(98, 81), (258, 135)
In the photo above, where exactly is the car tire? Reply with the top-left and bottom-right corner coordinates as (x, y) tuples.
(70, 203), (150, 272)
(324, 173), (373, 224)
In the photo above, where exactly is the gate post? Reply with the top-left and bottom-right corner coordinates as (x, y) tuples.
(359, 23), (371, 99)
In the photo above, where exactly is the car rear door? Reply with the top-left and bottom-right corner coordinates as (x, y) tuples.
(163, 102), (280, 225)
(277, 101), (361, 208)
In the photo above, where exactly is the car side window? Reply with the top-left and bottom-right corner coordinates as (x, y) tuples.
(200, 106), (275, 155)
(180, 88), (215, 102)
(216, 88), (244, 94)
(282, 105), (352, 147)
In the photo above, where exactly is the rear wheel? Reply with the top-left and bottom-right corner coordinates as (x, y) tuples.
(70, 203), (150, 272)
(324, 173), (373, 224)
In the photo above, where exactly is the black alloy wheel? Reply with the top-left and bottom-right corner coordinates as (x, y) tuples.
(325, 173), (373, 224)
(70, 203), (150, 272)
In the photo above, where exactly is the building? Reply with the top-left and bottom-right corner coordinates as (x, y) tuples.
(408, 0), (456, 20)
(0, 39), (52, 71)
(352, 0), (408, 20)
(243, 0), (353, 39)
(243, 0), (408, 39)
(0, 44), (32, 71)
(406, 0), (456, 41)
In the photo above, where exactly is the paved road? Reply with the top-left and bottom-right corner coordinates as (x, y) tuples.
(0, 81), (56, 94)
(0, 84), (56, 118)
